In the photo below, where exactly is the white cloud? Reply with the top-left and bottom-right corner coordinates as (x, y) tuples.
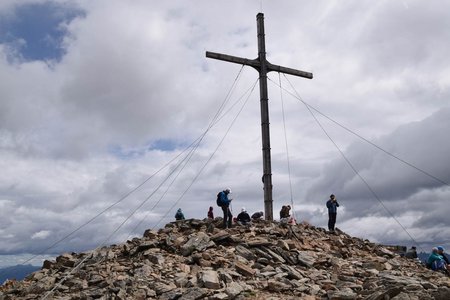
(31, 230), (51, 240)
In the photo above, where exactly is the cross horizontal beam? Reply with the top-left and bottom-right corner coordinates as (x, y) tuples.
(206, 51), (260, 69)
(206, 51), (313, 79)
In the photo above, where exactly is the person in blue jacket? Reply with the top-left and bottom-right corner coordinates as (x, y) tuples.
(218, 188), (233, 228)
(437, 246), (450, 264)
(326, 194), (339, 233)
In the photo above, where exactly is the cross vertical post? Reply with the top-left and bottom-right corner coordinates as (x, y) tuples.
(256, 13), (273, 221)
(206, 13), (313, 221)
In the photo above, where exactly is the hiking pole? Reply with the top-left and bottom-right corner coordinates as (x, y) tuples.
(229, 193), (234, 213)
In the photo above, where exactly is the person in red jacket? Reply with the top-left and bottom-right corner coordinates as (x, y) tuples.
(207, 206), (214, 219)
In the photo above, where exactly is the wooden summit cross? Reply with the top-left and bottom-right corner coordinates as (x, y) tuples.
(206, 13), (313, 221)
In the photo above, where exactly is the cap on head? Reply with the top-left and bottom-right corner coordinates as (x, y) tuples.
(437, 246), (445, 252)
(225, 188), (231, 194)
(241, 207), (246, 212)
(432, 247), (438, 253)
(330, 194), (335, 198)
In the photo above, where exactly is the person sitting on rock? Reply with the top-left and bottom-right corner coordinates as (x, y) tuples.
(251, 211), (264, 220)
(175, 208), (185, 221)
(236, 207), (251, 226)
(280, 205), (291, 221)
(427, 247), (449, 274)
(437, 246), (450, 265)
(207, 206), (214, 219)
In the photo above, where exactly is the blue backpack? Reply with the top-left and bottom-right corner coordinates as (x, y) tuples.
(216, 192), (223, 207)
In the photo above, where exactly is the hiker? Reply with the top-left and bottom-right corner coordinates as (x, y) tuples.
(207, 206), (214, 219)
(236, 207), (251, 226)
(427, 247), (449, 274)
(280, 205), (291, 219)
(437, 246), (450, 264)
(175, 208), (185, 221)
(251, 211), (264, 220)
(404, 246), (418, 259)
(326, 194), (339, 233)
(217, 188), (233, 228)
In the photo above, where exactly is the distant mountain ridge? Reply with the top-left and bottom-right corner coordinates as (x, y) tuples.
(418, 252), (450, 264)
(0, 264), (40, 285)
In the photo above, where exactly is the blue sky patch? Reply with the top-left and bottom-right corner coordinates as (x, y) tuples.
(109, 138), (187, 160)
(149, 139), (180, 151)
(0, 2), (84, 62)
(108, 139), (181, 160)
(108, 145), (146, 160)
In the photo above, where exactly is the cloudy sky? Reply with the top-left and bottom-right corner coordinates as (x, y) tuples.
(0, 0), (449, 266)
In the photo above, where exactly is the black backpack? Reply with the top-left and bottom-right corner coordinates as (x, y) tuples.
(216, 192), (223, 207)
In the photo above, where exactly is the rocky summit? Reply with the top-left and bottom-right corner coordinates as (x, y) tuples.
(1, 218), (449, 299)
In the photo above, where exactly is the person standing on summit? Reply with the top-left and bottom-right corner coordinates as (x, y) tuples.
(217, 188), (233, 228)
(326, 194), (339, 233)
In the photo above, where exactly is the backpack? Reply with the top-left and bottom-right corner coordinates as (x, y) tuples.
(216, 192), (223, 207)
(175, 211), (183, 220)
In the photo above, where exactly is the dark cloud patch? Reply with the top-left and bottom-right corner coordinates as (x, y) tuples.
(305, 107), (450, 249)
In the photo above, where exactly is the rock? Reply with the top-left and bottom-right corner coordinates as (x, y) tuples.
(225, 281), (244, 298)
(279, 265), (303, 280)
(143, 229), (158, 239)
(235, 245), (256, 261)
(376, 247), (396, 258)
(366, 286), (403, 300)
(134, 241), (158, 254)
(153, 282), (177, 295)
(327, 287), (357, 299)
(180, 287), (209, 299)
(391, 292), (413, 300)
(200, 270), (220, 289)
(42, 260), (55, 269)
(363, 261), (385, 271)
(134, 265), (153, 277)
(149, 254), (165, 265)
(56, 253), (76, 268)
(261, 246), (286, 263)
(210, 292), (229, 299)
(297, 251), (316, 268)
(234, 261), (256, 277)
(210, 231), (230, 242)
(267, 279), (290, 292)
(247, 238), (272, 247)
(1, 219), (449, 300)
(181, 232), (212, 256)
(432, 286), (450, 300)
(421, 281), (437, 290)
